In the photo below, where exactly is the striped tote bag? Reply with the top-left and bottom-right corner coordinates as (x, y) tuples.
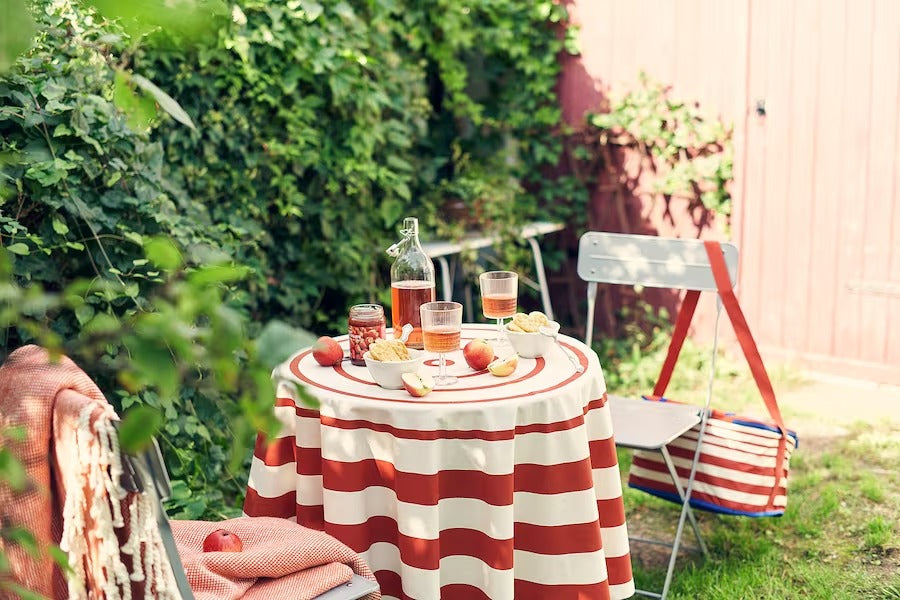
(627, 241), (799, 517)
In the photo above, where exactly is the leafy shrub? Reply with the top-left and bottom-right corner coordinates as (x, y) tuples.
(2, 0), (577, 524)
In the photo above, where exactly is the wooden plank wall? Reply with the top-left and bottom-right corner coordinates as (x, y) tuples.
(560, 0), (900, 384)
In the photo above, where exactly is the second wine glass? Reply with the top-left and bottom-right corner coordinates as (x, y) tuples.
(420, 301), (463, 386)
(479, 271), (518, 345)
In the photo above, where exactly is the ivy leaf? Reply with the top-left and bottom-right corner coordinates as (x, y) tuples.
(113, 70), (158, 134)
(145, 237), (183, 270)
(6, 242), (29, 255)
(52, 217), (69, 235)
(379, 199), (404, 228)
(0, 0), (36, 73)
(131, 74), (197, 131)
(255, 320), (317, 369)
(0, 449), (28, 491)
(118, 405), (164, 454)
(300, 0), (323, 21)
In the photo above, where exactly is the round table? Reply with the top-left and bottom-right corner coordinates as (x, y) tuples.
(244, 325), (634, 600)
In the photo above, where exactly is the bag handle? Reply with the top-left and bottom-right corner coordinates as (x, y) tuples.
(652, 241), (790, 509)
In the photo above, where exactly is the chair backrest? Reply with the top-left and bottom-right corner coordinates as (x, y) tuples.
(577, 232), (739, 347)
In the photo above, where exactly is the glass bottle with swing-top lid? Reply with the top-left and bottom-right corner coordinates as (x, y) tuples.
(387, 217), (435, 349)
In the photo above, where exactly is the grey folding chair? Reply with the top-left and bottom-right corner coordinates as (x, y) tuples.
(577, 232), (739, 600)
(123, 439), (379, 600)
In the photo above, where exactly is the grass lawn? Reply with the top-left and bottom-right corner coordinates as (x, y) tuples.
(604, 342), (900, 599)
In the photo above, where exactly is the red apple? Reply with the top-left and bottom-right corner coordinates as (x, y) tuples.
(463, 338), (494, 371)
(401, 372), (434, 397)
(312, 336), (343, 366)
(202, 529), (243, 553)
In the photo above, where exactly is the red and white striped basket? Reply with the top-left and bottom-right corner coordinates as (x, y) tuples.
(628, 401), (798, 516)
(626, 241), (798, 518)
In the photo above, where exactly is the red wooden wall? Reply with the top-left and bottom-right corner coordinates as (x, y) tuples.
(559, 0), (900, 384)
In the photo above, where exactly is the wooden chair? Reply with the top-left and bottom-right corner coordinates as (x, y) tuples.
(577, 231), (739, 600)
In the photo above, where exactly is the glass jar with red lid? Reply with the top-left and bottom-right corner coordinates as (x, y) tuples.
(348, 304), (386, 366)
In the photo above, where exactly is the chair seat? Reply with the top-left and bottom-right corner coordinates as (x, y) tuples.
(314, 574), (381, 600)
(608, 395), (702, 450)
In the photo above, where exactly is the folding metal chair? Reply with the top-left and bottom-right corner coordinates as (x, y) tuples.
(577, 232), (739, 600)
(123, 439), (379, 600)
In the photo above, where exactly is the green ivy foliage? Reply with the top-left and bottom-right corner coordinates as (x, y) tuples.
(1, 0), (576, 527)
(136, 0), (576, 330)
(0, 1), (265, 522)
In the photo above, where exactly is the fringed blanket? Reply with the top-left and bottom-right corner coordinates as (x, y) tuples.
(0, 345), (177, 599)
(0, 346), (379, 600)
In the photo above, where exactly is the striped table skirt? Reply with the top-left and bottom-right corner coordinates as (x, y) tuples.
(244, 325), (635, 600)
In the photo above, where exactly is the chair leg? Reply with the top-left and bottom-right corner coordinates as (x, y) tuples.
(660, 446), (708, 557)
(526, 236), (554, 321)
(585, 282), (598, 348)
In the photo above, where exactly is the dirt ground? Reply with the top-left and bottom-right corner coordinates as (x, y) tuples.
(780, 372), (900, 437)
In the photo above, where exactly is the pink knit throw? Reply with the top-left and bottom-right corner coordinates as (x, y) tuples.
(172, 517), (378, 599)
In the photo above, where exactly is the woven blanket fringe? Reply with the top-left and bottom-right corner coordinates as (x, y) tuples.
(59, 404), (178, 599)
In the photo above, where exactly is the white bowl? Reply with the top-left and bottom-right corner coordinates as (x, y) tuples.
(363, 349), (425, 389)
(504, 320), (560, 358)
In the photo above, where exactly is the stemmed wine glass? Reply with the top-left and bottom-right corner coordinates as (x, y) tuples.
(420, 301), (463, 386)
(479, 271), (518, 346)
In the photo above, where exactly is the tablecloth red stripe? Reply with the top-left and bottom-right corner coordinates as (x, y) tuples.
(276, 396), (319, 418)
(254, 435), (324, 475)
(596, 497), (627, 529)
(439, 584), (493, 600)
(323, 459), (513, 505)
(605, 554), (635, 586)
(513, 458), (595, 494)
(329, 518), (513, 570)
(513, 579), (611, 600)
(513, 521), (603, 554)
(318, 414), (593, 441)
(320, 456), (597, 501)
(585, 395), (608, 411)
(589, 436), (620, 469)
(243, 487), (295, 519)
(374, 572), (497, 600)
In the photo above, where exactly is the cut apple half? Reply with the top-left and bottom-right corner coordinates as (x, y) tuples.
(401, 372), (435, 397)
(487, 354), (519, 377)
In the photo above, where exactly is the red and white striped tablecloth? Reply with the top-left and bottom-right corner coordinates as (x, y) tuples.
(244, 325), (634, 600)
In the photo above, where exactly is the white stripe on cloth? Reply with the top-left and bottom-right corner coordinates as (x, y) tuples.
(318, 426), (593, 473)
(513, 548), (608, 586)
(593, 465), (625, 500)
(320, 486), (604, 529)
(599, 522), (631, 558)
(246, 457), (324, 506)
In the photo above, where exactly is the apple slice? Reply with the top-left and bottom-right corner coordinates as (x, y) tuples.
(487, 354), (519, 377)
(401, 372), (435, 397)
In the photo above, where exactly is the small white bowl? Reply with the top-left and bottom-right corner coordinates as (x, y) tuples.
(363, 349), (425, 389)
(505, 320), (560, 358)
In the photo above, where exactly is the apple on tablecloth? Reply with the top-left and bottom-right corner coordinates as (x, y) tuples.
(312, 336), (343, 366)
(463, 338), (494, 371)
